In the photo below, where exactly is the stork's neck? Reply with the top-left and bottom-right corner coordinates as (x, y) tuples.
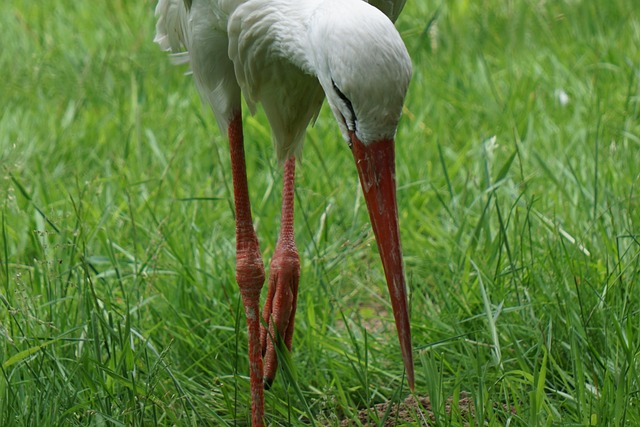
(306, 0), (412, 144)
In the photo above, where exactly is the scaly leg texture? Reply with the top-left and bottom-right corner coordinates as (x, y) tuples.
(261, 157), (300, 388)
(228, 113), (266, 427)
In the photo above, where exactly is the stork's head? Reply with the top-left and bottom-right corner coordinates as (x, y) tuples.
(308, 0), (414, 389)
(309, 0), (412, 144)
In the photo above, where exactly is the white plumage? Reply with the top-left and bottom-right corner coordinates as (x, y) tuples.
(155, 0), (411, 161)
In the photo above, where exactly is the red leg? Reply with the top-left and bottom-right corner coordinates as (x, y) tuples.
(228, 113), (266, 427)
(260, 156), (300, 388)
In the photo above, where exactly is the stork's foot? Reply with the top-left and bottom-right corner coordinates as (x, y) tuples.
(260, 240), (300, 388)
(236, 240), (267, 426)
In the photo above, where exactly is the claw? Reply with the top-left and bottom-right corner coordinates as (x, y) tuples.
(261, 245), (300, 387)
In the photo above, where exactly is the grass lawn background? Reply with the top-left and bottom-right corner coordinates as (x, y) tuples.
(1, 0), (639, 425)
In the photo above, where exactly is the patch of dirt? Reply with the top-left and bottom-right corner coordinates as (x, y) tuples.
(339, 393), (475, 426)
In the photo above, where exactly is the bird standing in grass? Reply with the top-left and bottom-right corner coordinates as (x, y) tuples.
(154, 0), (413, 424)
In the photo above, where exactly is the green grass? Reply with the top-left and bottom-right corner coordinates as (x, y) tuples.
(2, 0), (640, 425)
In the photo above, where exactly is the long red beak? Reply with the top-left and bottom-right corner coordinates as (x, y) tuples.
(350, 132), (414, 390)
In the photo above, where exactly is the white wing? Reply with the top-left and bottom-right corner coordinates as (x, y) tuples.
(228, 0), (324, 161)
(154, 0), (190, 64)
(155, 0), (242, 132)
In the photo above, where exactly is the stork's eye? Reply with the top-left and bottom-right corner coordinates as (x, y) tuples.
(332, 79), (357, 131)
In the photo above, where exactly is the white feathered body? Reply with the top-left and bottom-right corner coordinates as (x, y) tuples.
(155, 0), (410, 161)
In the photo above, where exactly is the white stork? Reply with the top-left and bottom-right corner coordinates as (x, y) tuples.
(154, 0), (413, 424)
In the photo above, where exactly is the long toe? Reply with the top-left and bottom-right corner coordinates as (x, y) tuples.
(262, 249), (300, 388)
